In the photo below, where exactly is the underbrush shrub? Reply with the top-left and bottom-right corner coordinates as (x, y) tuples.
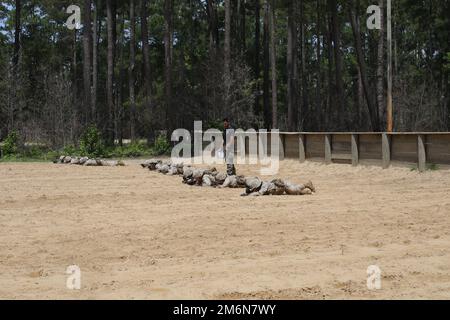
(1, 131), (20, 156)
(62, 144), (79, 156)
(104, 142), (153, 158)
(79, 125), (104, 157)
(153, 134), (171, 156)
(22, 144), (50, 158)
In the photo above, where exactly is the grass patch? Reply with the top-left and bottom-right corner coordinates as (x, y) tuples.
(0, 142), (168, 163)
(410, 163), (440, 172)
(1, 127), (171, 163)
(0, 151), (59, 163)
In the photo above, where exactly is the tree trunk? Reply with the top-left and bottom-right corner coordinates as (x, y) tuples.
(330, 0), (345, 130)
(269, 0), (277, 129)
(325, 13), (334, 131)
(241, 0), (246, 54)
(376, 0), (385, 128)
(141, 0), (152, 102)
(207, 0), (217, 54)
(10, 0), (21, 131)
(164, 0), (173, 131)
(349, 1), (380, 131)
(83, 0), (92, 123)
(129, 0), (136, 141)
(206, 0), (219, 124)
(13, 0), (21, 69)
(106, 0), (116, 144)
(287, 0), (298, 131)
(446, 73), (450, 130)
(300, 0), (308, 131)
(263, 1), (271, 129)
(72, 30), (77, 113)
(91, 0), (99, 124)
(254, 0), (261, 117)
(315, 0), (322, 131)
(224, 0), (231, 107)
(357, 67), (365, 129)
(116, 14), (126, 146)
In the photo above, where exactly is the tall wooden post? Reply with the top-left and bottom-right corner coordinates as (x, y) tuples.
(325, 135), (332, 164)
(418, 135), (426, 173)
(279, 134), (285, 161)
(382, 133), (391, 169)
(299, 134), (306, 163)
(351, 134), (359, 167)
(386, 0), (393, 132)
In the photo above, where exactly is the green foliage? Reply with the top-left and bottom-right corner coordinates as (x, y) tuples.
(0, 130), (58, 161)
(104, 142), (154, 158)
(427, 163), (439, 171)
(23, 147), (58, 161)
(205, 119), (224, 131)
(410, 163), (439, 172)
(1, 131), (20, 156)
(79, 126), (104, 157)
(22, 144), (47, 158)
(0, 127), (162, 161)
(444, 53), (450, 71)
(153, 134), (171, 156)
(62, 144), (79, 156)
(1, 0), (450, 142)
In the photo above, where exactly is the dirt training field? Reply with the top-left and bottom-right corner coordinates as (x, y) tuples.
(1, 160), (450, 299)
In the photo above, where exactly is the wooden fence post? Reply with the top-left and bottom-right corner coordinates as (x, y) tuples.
(382, 133), (391, 169)
(279, 134), (285, 161)
(299, 134), (306, 163)
(351, 134), (359, 167)
(418, 134), (426, 172)
(325, 134), (332, 164)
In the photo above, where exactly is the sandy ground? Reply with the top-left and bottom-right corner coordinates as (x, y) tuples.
(1, 159), (450, 300)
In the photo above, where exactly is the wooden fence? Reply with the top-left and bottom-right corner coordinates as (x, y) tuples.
(270, 133), (450, 172)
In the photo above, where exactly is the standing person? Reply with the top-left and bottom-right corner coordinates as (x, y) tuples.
(223, 118), (236, 176)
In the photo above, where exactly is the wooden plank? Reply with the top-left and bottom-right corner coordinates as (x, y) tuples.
(261, 132), (450, 167)
(283, 134), (300, 159)
(426, 134), (450, 165)
(279, 134), (285, 161)
(331, 134), (351, 153)
(332, 153), (352, 160)
(351, 134), (359, 166)
(382, 133), (391, 169)
(391, 134), (418, 163)
(305, 134), (325, 158)
(359, 134), (382, 160)
(299, 134), (306, 163)
(330, 134), (351, 164)
(325, 134), (332, 164)
(280, 132), (450, 135)
(418, 135), (426, 172)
